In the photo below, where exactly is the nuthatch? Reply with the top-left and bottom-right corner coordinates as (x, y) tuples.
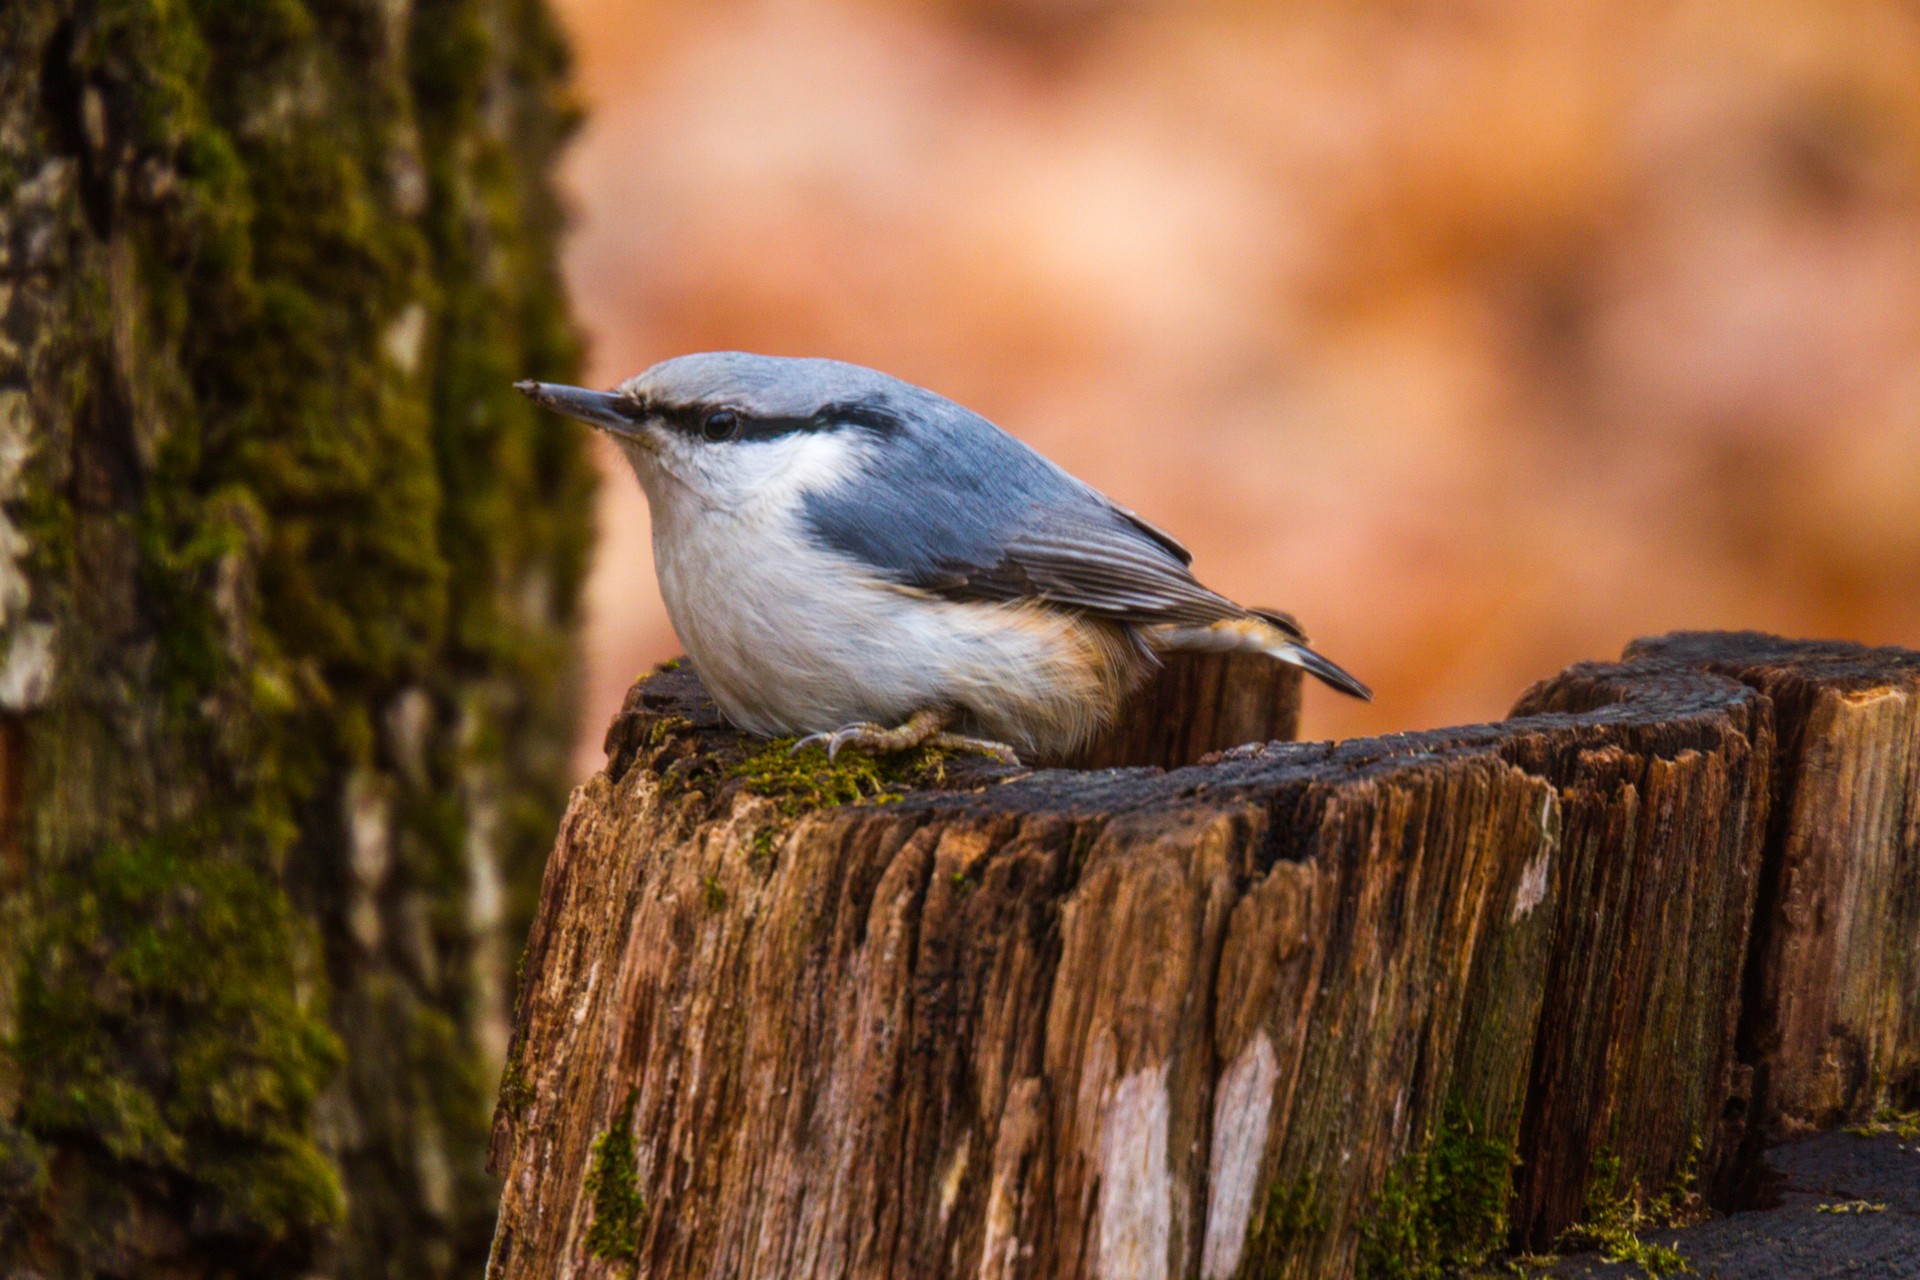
(517, 352), (1369, 765)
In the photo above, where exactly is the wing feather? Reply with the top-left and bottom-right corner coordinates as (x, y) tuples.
(908, 508), (1242, 625)
(960, 521), (1244, 625)
(796, 395), (1244, 625)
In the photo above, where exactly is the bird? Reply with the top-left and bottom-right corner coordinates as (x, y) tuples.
(516, 352), (1369, 766)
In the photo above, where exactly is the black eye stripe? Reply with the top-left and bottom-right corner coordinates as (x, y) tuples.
(821, 403), (904, 435)
(649, 400), (905, 442)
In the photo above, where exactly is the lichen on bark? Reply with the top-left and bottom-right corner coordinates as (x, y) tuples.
(0, 0), (588, 1275)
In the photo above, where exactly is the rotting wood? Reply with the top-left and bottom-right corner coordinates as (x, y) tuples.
(487, 633), (1919, 1279)
(1625, 634), (1920, 1148)
(1506, 659), (1770, 1247)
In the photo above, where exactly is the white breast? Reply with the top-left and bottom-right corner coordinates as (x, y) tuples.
(627, 430), (1143, 756)
(651, 495), (912, 735)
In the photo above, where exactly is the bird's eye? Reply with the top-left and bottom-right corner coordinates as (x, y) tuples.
(701, 409), (739, 442)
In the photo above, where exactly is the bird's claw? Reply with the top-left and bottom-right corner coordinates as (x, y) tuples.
(787, 717), (1022, 767)
(789, 723), (884, 762)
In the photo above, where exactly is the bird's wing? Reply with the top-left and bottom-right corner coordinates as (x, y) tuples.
(1105, 502), (1194, 566)
(798, 411), (1243, 626)
(920, 507), (1244, 625)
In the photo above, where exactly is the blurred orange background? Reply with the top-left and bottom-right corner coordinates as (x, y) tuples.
(552, 0), (1920, 777)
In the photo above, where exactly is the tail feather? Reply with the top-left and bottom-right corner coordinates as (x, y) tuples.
(1145, 615), (1373, 701)
(1271, 640), (1373, 701)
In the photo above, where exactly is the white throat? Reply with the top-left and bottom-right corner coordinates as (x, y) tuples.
(614, 426), (870, 519)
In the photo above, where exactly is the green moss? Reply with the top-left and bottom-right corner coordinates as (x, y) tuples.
(646, 715), (694, 749)
(701, 874), (728, 913)
(1553, 1145), (1695, 1278)
(498, 1050), (533, 1118)
(1653, 1138), (1705, 1228)
(13, 833), (344, 1240)
(1354, 1100), (1517, 1280)
(583, 1090), (645, 1266)
(726, 738), (950, 816)
(1235, 1176), (1328, 1277)
(1847, 1107), (1920, 1140)
(1814, 1200), (1887, 1214)
(748, 827), (781, 874)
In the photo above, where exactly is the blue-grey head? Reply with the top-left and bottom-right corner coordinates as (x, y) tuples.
(516, 348), (1192, 599)
(516, 352), (959, 511)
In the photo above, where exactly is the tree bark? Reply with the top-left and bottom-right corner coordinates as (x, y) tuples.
(488, 632), (1918, 1279)
(0, 3), (587, 1277)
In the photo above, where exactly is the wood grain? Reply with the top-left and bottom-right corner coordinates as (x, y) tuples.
(1627, 634), (1920, 1147)
(1063, 649), (1302, 770)
(486, 634), (1919, 1278)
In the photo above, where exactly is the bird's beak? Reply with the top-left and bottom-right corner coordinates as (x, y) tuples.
(514, 380), (649, 441)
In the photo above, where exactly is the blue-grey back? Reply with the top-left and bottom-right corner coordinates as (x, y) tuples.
(801, 383), (1241, 626)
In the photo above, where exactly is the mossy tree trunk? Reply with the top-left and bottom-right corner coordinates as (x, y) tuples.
(0, 2), (590, 1276)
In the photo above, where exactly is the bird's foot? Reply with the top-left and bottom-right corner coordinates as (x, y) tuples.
(790, 706), (948, 761)
(790, 709), (1023, 766)
(926, 732), (1022, 766)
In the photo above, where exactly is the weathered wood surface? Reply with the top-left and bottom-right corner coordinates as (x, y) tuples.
(1062, 650), (1300, 770)
(1626, 634), (1920, 1144)
(486, 633), (1918, 1279)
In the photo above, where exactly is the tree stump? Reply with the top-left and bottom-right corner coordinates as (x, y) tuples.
(486, 634), (1919, 1279)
